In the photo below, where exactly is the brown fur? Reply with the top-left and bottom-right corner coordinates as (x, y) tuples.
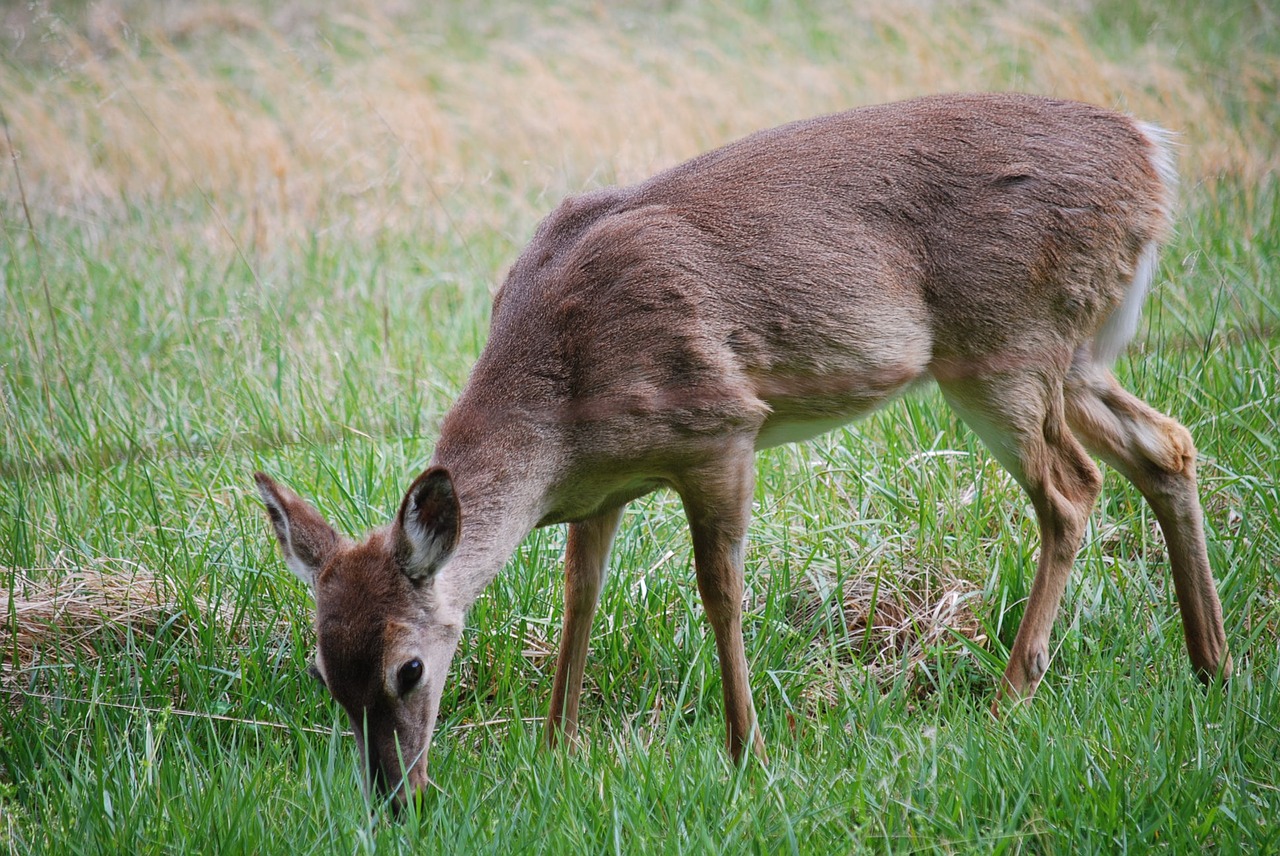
(257, 93), (1230, 807)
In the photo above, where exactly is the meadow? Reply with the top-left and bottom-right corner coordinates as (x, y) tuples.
(2, 0), (1278, 852)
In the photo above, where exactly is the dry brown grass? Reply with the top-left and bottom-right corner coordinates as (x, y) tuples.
(3, 0), (1276, 259)
(1, 564), (222, 694)
(783, 559), (987, 706)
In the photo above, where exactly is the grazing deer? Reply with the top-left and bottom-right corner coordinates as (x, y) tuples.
(256, 92), (1231, 807)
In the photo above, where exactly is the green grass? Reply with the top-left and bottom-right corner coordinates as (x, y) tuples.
(3, 1), (1280, 853)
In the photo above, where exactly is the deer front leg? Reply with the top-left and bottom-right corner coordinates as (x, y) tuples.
(545, 505), (625, 748)
(677, 441), (767, 763)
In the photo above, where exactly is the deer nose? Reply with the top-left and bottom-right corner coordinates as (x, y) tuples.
(379, 769), (431, 820)
(366, 739), (429, 811)
(391, 757), (431, 806)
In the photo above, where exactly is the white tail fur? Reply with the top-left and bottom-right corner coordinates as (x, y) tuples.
(1092, 121), (1177, 364)
(1093, 238), (1160, 364)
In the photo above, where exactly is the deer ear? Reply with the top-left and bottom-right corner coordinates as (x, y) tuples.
(396, 467), (461, 581)
(255, 472), (340, 588)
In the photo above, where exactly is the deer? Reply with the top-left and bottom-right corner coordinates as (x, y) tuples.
(255, 92), (1231, 808)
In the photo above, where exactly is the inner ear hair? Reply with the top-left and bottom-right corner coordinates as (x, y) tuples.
(254, 471), (339, 587)
(397, 467), (462, 580)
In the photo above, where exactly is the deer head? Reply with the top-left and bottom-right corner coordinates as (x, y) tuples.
(255, 469), (464, 807)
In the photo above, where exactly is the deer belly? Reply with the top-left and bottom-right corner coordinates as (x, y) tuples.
(754, 413), (862, 449)
(752, 367), (927, 450)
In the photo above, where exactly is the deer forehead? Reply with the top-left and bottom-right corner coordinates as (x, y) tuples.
(313, 532), (427, 696)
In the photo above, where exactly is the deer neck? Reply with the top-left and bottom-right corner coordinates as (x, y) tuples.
(428, 397), (562, 610)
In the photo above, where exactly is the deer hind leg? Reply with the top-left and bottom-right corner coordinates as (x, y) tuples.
(545, 505), (625, 748)
(939, 364), (1103, 703)
(676, 437), (767, 763)
(1064, 355), (1231, 682)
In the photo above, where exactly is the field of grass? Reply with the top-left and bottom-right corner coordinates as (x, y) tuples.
(3, 0), (1279, 852)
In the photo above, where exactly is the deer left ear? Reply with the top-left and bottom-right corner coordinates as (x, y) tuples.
(396, 467), (462, 581)
(255, 472), (340, 588)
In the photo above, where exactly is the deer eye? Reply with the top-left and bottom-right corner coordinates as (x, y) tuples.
(306, 661), (327, 688)
(397, 658), (424, 695)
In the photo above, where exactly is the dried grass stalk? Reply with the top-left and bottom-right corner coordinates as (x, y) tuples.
(784, 562), (989, 708)
(2, 565), (213, 688)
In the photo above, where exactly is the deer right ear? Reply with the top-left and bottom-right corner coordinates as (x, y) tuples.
(396, 467), (462, 581)
(255, 472), (340, 588)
